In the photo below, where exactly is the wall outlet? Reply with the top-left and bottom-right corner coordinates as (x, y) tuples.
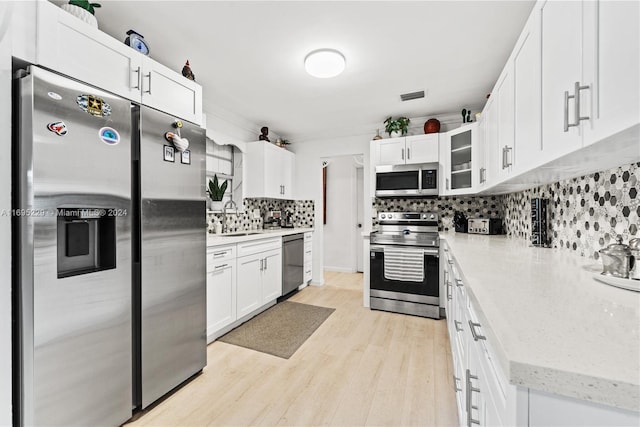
(252, 209), (261, 219)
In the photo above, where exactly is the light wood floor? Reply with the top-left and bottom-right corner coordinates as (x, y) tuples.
(126, 271), (458, 427)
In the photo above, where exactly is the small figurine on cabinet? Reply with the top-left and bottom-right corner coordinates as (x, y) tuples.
(259, 126), (270, 142)
(182, 60), (195, 81)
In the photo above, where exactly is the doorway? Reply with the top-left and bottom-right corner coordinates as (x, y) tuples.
(321, 154), (365, 273)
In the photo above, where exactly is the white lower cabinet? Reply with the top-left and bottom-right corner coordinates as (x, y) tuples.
(207, 237), (282, 342)
(236, 253), (264, 319)
(206, 245), (236, 338)
(443, 239), (639, 426)
(303, 232), (313, 284)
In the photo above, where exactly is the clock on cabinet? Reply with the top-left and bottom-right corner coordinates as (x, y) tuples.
(124, 30), (150, 56)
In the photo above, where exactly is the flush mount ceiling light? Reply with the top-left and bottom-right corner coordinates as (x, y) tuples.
(304, 49), (346, 78)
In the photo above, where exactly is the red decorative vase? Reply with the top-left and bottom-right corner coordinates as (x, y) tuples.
(424, 119), (441, 134)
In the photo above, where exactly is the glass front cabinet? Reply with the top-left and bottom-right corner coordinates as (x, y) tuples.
(442, 122), (479, 195)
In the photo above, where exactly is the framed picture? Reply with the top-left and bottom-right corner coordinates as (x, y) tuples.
(163, 145), (175, 162)
(181, 149), (191, 165)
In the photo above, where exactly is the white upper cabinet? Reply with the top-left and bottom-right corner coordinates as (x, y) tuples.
(37, 1), (143, 102)
(140, 57), (202, 125)
(442, 123), (479, 195)
(35, 1), (203, 125)
(512, 8), (542, 173)
(376, 134), (439, 166)
(540, 0), (584, 160)
(243, 141), (295, 200)
(581, 0), (640, 147)
(495, 67), (515, 181)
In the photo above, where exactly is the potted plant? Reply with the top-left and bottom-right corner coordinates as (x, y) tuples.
(207, 175), (228, 211)
(61, 0), (102, 28)
(384, 116), (411, 138)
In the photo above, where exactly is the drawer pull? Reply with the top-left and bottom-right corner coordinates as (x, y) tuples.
(214, 263), (228, 270)
(453, 375), (462, 392)
(466, 369), (481, 426)
(454, 320), (463, 332)
(213, 251), (228, 257)
(455, 278), (464, 287)
(448, 259), (454, 265)
(468, 321), (487, 341)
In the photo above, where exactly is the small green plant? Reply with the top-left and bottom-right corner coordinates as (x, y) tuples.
(384, 116), (411, 136)
(69, 0), (101, 15)
(207, 175), (228, 201)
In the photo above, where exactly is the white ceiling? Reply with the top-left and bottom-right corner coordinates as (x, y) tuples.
(57, 1), (536, 142)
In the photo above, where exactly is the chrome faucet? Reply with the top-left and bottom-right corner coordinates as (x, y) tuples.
(221, 199), (237, 234)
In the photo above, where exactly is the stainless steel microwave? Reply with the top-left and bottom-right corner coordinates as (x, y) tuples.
(375, 163), (438, 197)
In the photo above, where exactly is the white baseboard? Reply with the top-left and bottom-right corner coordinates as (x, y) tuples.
(323, 266), (357, 273)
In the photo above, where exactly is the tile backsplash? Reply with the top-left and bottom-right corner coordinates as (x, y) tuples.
(504, 162), (639, 259)
(207, 198), (314, 233)
(372, 162), (639, 260)
(372, 196), (505, 231)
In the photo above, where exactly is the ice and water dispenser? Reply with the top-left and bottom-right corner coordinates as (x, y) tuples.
(57, 208), (116, 278)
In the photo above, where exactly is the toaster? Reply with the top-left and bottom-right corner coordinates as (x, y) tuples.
(467, 218), (503, 235)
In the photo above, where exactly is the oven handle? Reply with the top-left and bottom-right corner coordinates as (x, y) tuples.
(370, 245), (439, 256)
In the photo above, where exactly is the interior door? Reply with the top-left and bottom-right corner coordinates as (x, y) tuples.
(356, 167), (364, 272)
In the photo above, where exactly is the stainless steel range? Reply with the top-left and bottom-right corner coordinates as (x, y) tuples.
(370, 212), (440, 319)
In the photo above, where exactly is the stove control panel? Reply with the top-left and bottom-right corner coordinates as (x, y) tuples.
(378, 212), (438, 222)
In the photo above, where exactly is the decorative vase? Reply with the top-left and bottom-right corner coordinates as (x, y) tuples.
(424, 118), (441, 134)
(209, 200), (223, 211)
(389, 131), (401, 138)
(60, 4), (98, 28)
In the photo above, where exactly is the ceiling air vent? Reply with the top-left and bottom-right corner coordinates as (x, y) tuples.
(400, 90), (425, 102)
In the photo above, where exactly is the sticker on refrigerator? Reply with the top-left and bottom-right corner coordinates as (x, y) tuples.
(47, 92), (62, 101)
(47, 121), (68, 136)
(98, 127), (120, 145)
(163, 145), (175, 162)
(180, 150), (191, 165)
(76, 94), (111, 117)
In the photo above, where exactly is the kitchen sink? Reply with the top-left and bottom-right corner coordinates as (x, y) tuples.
(220, 232), (262, 237)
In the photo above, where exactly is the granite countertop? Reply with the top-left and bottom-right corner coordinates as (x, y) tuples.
(207, 228), (314, 246)
(441, 232), (640, 411)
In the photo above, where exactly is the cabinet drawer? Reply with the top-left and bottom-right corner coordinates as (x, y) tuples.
(207, 245), (235, 270)
(237, 237), (281, 258)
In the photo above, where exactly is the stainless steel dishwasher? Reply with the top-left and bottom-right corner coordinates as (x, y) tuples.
(282, 233), (304, 297)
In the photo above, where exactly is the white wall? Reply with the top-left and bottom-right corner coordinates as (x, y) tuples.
(289, 133), (372, 286)
(1, 3), (14, 425)
(322, 155), (358, 272)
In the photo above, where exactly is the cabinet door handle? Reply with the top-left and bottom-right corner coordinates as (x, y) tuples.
(144, 73), (152, 94)
(501, 146), (506, 169)
(466, 369), (481, 426)
(454, 320), (463, 332)
(260, 259), (264, 271)
(453, 375), (462, 392)
(468, 321), (487, 341)
(407, 147), (411, 160)
(264, 257), (268, 270)
(132, 66), (141, 90)
(455, 278), (464, 287)
(505, 146), (513, 168)
(574, 81), (590, 126)
(401, 148), (405, 161)
(446, 178), (450, 190)
(448, 259), (454, 265)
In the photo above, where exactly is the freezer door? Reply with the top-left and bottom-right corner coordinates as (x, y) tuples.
(15, 67), (132, 426)
(138, 106), (206, 408)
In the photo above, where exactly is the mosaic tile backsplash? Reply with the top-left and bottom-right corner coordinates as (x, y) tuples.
(207, 198), (314, 233)
(372, 196), (505, 231)
(503, 162), (639, 260)
(373, 162), (639, 260)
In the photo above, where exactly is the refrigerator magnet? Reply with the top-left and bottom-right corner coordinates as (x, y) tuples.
(76, 94), (112, 117)
(98, 127), (120, 145)
(180, 150), (191, 165)
(47, 121), (68, 136)
(163, 145), (175, 162)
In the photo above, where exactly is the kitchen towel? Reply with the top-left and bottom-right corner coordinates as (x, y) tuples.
(383, 247), (424, 282)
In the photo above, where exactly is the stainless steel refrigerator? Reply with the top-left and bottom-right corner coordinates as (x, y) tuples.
(14, 66), (206, 426)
